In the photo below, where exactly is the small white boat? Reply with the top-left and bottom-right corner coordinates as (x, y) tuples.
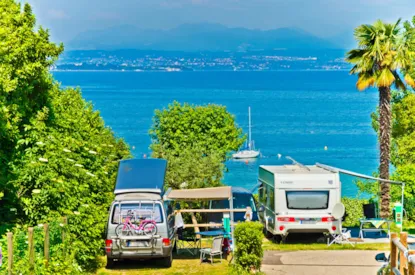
(233, 107), (260, 159)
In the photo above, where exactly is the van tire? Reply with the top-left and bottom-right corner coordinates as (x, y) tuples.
(161, 251), (173, 268)
(263, 227), (273, 239)
(272, 235), (282, 243)
(106, 257), (115, 269)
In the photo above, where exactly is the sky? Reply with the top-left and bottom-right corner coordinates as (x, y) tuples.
(23, 0), (415, 44)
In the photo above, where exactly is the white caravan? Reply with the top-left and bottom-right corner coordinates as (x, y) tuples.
(258, 163), (342, 240)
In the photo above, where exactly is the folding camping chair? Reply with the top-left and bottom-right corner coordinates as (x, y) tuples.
(328, 228), (354, 247)
(200, 236), (223, 264)
(176, 227), (201, 255)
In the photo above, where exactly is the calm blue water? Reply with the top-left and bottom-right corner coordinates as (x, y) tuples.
(53, 71), (379, 197)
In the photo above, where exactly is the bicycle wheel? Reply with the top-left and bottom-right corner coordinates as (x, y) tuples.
(143, 223), (157, 236)
(115, 224), (131, 237)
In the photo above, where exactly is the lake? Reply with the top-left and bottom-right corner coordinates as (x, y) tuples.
(53, 70), (379, 197)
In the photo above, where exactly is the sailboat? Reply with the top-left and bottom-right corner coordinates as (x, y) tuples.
(232, 107), (260, 159)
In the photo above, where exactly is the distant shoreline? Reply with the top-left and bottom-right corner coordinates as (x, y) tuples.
(51, 69), (350, 73)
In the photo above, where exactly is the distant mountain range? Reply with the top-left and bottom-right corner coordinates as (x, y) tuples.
(68, 23), (347, 51)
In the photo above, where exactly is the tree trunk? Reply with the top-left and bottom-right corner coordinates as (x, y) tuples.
(378, 86), (391, 218)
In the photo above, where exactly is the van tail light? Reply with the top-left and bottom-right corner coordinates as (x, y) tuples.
(321, 217), (335, 222)
(162, 238), (170, 247)
(277, 217), (295, 222)
(332, 226), (337, 231)
(105, 239), (112, 253)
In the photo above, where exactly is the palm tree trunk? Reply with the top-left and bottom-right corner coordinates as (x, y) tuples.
(378, 86), (391, 218)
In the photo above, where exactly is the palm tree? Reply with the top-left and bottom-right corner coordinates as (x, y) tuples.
(346, 19), (415, 218)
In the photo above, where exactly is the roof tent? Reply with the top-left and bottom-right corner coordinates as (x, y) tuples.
(114, 158), (167, 195)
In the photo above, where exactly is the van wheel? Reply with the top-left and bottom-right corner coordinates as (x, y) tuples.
(161, 251), (173, 268)
(106, 257), (115, 269)
(272, 235), (282, 243)
(263, 227), (273, 239)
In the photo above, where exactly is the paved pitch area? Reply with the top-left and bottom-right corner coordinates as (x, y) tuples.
(262, 250), (385, 275)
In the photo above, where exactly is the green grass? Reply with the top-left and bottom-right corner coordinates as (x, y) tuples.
(96, 254), (230, 275)
(262, 237), (389, 251)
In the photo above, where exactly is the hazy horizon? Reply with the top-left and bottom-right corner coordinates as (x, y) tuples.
(23, 0), (414, 45)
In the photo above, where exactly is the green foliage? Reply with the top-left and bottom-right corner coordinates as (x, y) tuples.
(6, 86), (130, 270)
(150, 101), (245, 190)
(154, 146), (224, 189)
(0, 220), (83, 274)
(346, 19), (415, 91)
(234, 222), (264, 272)
(0, 0), (130, 272)
(229, 264), (266, 275)
(341, 197), (368, 227)
(150, 101), (245, 161)
(0, 0), (64, 222)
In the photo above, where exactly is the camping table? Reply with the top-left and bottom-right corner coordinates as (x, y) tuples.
(359, 219), (393, 239)
(198, 230), (226, 237)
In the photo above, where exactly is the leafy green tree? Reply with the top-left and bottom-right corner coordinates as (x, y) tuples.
(0, 0), (63, 221)
(153, 146), (224, 189)
(8, 87), (130, 269)
(346, 19), (415, 217)
(150, 101), (245, 190)
(150, 101), (245, 161)
(0, 0), (131, 271)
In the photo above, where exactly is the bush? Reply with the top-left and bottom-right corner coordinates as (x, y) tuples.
(341, 197), (368, 227)
(234, 222), (264, 272)
(0, 220), (83, 275)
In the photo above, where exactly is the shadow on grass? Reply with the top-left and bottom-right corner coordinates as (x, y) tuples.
(107, 251), (231, 271)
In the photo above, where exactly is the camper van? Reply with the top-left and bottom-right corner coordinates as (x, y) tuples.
(258, 164), (342, 240)
(105, 159), (175, 268)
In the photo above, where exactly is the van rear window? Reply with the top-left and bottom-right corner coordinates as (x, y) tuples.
(286, 191), (329, 210)
(112, 203), (163, 224)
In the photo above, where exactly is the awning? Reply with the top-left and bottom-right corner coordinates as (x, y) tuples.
(165, 186), (232, 201)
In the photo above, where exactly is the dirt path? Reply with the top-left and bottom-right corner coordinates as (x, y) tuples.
(262, 250), (385, 275)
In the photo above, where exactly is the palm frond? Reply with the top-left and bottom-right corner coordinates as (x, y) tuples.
(376, 69), (395, 87)
(345, 49), (366, 63)
(356, 73), (375, 91)
(404, 74), (415, 88)
(392, 71), (406, 90)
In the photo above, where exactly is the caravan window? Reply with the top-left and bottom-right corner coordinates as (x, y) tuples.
(267, 185), (275, 211)
(112, 203), (163, 224)
(286, 191), (329, 210)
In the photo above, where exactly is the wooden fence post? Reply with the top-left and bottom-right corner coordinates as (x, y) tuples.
(391, 232), (398, 275)
(28, 227), (34, 273)
(62, 216), (67, 256)
(408, 251), (415, 275)
(44, 224), (49, 267)
(7, 232), (13, 275)
(401, 232), (408, 275)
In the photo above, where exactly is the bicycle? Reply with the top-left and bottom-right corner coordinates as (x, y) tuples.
(115, 210), (157, 237)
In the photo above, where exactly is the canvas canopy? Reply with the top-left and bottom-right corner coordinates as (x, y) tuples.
(165, 186), (232, 201)
(165, 186), (236, 252)
(316, 163), (405, 209)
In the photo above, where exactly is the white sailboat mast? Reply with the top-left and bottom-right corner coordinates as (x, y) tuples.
(248, 106), (252, 150)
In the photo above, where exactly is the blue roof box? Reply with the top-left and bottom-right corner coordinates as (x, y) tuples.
(114, 159), (167, 195)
